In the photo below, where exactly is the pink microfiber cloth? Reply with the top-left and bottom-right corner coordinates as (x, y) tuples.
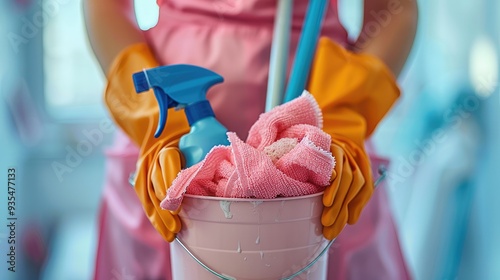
(161, 91), (335, 211)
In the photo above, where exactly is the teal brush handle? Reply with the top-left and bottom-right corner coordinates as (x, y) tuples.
(283, 0), (328, 103)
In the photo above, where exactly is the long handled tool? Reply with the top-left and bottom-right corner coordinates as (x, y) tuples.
(265, 0), (329, 110)
(265, 0), (294, 112)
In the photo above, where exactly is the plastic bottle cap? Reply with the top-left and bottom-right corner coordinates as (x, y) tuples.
(184, 100), (215, 126)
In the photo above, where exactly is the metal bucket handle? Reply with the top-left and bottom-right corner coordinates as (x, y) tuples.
(175, 237), (334, 280)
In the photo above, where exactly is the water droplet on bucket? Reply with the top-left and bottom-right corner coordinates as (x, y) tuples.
(260, 251), (264, 259)
(251, 200), (263, 207)
(237, 241), (241, 253)
(265, 264), (271, 267)
(255, 236), (260, 244)
(244, 257), (247, 261)
(219, 201), (233, 219)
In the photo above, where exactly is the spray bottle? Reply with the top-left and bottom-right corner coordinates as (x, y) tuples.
(132, 64), (230, 167)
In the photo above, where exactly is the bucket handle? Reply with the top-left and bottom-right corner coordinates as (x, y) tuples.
(374, 164), (387, 188)
(175, 237), (335, 280)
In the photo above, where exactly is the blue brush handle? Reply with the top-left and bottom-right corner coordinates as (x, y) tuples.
(283, 0), (328, 103)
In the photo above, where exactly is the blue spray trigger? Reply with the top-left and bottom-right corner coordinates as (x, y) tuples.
(133, 71), (178, 138)
(133, 64), (224, 138)
(153, 89), (176, 138)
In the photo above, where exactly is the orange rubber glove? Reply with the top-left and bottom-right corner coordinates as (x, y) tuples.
(104, 43), (189, 242)
(307, 38), (400, 240)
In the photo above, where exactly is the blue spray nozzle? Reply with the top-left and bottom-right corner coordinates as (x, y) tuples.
(132, 65), (224, 138)
(132, 71), (150, 93)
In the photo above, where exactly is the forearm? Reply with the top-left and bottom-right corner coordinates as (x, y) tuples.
(83, 0), (146, 73)
(354, 0), (418, 76)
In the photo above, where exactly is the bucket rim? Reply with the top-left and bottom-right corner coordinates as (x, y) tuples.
(183, 191), (324, 202)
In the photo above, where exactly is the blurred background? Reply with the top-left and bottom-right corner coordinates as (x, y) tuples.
(0, 0), (498, 279)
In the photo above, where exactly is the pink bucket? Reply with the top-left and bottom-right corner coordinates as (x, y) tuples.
(170, 192), (331, 280)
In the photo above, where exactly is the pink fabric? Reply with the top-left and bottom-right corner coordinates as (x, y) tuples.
(161, 93), (334, 210)
(95, 1), (411, 279)
(94, 131), (172, 280)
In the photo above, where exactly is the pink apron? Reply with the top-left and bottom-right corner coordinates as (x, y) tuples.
(94, 1), (410, 279)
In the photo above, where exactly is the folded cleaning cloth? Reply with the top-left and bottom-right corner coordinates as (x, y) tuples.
(161, 91), (335, 211)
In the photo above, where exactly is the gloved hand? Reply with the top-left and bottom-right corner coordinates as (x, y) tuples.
(104, 43), (189, 242)
(307, 38), (400, 240)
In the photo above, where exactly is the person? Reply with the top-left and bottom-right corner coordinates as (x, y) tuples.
(83, 0), (418, 279)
